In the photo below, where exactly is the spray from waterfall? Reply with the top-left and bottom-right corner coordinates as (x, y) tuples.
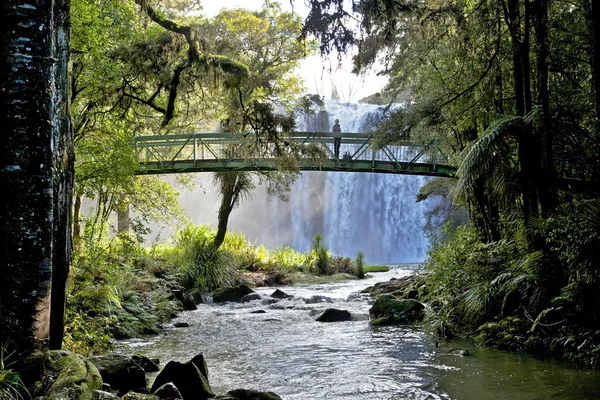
(177, 100), (434, 264)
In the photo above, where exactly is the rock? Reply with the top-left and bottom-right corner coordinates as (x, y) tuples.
(88, 354), (147, 395)
(304, 295), (334, 304)
(172, 290), (185, 302)
(315, 308), (354, 322)
(101, 383), (111, 392)
(368, 295), (425, 324)
(182, 293), (197, 310)
(174, 322), (190, 328)
(153, 383), (182, 399)
(271, 289), (293, 299)
(132, 354), (160, 373)
(250, 310), (267, 314)
(150, 353), (213, 400)
(121, 392), (160, 400)
(362, 276), (413, 295)
(260, 298), (279, 306)
(449, 348), (470, 356)
(224, 388), (282, 399)
(213, 285), (255, 303)
(240, 293), (262, 303)
(42, 350), (103, 400)
(93, 390), (118, 399)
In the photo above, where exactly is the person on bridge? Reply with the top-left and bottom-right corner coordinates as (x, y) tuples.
(332, 119), (342, 158)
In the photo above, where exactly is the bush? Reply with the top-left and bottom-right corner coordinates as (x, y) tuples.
(354, 252), (365, 279)
(311, 234), (330, 275)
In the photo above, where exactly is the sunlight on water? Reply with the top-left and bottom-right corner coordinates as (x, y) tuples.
(122, 266), (600, 399)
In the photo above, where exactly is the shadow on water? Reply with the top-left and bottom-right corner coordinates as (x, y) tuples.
(121, 265), (600, 399)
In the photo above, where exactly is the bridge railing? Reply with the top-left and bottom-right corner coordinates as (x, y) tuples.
(132, 132), (452, 174)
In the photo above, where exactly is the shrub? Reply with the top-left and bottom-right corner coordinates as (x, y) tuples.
(354, 252), (365, 279)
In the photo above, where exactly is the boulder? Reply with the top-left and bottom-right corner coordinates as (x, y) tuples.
(93, 390), (118, 399)
(240, 293), (262, 303)
(153, 383), (182, 399)
(42, 350), (103, 400)
(304, 295), (334, 304)
(213, 285), (254, 303)
(182, 293), (197, 311)
(174, 322), (190, 328)
(121, 392), (160, 400)
(150, 353), (213, 400)
(132, 354), (160, 373)
(315, 308), (354, 322)
(223, 389), (282, 400)
(88, 354), (147, 395)
(270, 289), (293, 299)
(368, 295), (425, 324)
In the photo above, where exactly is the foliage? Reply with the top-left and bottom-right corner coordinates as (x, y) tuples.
(311, 233), (330, 275)
(363, 265), (389, 273)
(169, 224), (235, 292)
(0, 343), (28, 400)
(354, 251), (366, 279)
(65, 227), (181, 356)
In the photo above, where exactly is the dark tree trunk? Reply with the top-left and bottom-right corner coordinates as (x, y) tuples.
(504, 0), (539, 235)
(213, 173), (249, 250)
(534, 0), (555, 217)
(1, 0), (72, 354)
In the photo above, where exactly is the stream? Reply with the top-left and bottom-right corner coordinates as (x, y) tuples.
(122, 265), (600, 399)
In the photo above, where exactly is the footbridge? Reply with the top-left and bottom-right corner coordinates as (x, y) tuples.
(132, 132), (456, 177)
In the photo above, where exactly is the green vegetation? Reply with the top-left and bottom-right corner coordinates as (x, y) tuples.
(301, 0), (600, 366)
(64, 222), (365, 355)
(0, 343), (27, 400)
(363, 265), (390, 273)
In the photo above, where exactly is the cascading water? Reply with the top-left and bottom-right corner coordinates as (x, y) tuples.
(179, 100), (434, 264)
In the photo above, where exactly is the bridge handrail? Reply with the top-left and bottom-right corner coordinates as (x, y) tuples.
(131, 131), (455, 177)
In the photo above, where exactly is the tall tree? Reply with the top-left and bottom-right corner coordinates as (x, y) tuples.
(1, 0), (73, 353)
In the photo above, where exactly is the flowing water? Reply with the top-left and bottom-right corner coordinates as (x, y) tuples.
(122, 266), (600, 399)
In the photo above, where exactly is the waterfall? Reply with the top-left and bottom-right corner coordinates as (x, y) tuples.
(177, 100), (433, 264)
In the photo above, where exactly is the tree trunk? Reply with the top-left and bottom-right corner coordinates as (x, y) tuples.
(1, 0), (72, 354)
(534, 0), (555, 217)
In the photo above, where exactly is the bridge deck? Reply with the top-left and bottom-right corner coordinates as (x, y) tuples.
(132, 132), (457, 177)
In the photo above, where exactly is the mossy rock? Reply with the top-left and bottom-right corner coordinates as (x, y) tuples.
(369, 295), (424, 324)
(42, 350), (103, 400)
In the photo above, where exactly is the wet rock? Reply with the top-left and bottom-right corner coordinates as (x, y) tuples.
(304, 295), (334, 304)
(449, 348), (470, 357)
(153, 383), (182, 399)
(150, 353), (213, 400)
(182, 294), (197, 311)
(271, 289), (293, 299)
(261, 298), (279, 306)
(221, 388), (282, 399)
(174, 322), (190, 328)
(93, 390), (118, 399)
(121, 392), (160, 400)
(315, 308), (354, 322)
(250, 310), (267, 314)
(368, 295), (425, 325)
(88, 354), (147, 395)
(213, 285), (255, 303)
(240, 293), (262, 303)
(132, 353), (160, 373)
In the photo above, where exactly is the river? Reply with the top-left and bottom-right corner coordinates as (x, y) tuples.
(122, 265), (600, 399)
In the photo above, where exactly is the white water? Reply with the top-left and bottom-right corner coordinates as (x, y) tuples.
(174, 100), (434, 264)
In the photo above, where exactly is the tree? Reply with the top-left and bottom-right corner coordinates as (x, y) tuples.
(1, 0), (73, 353)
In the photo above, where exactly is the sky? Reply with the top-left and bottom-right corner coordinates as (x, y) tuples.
(200, 0), (388, 102)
